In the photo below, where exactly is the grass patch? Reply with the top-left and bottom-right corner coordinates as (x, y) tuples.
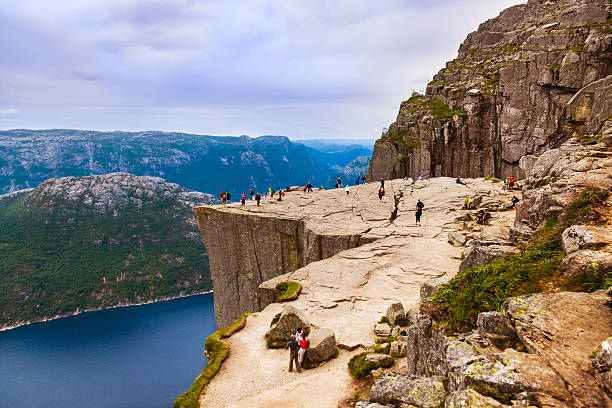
(174, 312), (249, 408)
(571, 43), (585, 52)
(484, 73), (501, 89)
(406, 96), (467, 120)
(375, 336), (397, 344)
(275, 281), (301, 302)
(484, 176), (501, 182)
(576, 133), (602, 144)
(378, 315), (388, 324)
(373, 343), (391, 354)
(270, 312), (281, 327)
(348, 352), (394, 379)
(429, 189), (610, 333)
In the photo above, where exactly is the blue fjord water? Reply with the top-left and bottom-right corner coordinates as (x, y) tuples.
(0, 293), (216, 408)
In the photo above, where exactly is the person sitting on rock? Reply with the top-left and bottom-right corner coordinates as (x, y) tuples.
(286, 335), (301, 373)
(508, 195), (520, 209)
(456, 177), (466, 185)
(464, 196), (473, 209)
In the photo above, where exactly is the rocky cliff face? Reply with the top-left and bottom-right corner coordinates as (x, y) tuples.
(0, 173), (215, 330)
(367, 0), (611, 181)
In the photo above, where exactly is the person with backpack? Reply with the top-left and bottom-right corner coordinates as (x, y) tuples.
(249, 188), (254, 200)
(298, 334), (309, 366)
(226, 190), (231, 203)
(285, 335), (301, 373)
(220, 190), (226, 204)
(307, 181), (312, 193)
(241, 192), (246, 206)
(355, 176), (360, 186)
(255, 192), (261, 206)
(416, 199), (424, 225)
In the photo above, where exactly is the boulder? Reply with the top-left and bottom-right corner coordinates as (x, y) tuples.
(459, 244), (517, 271)
(374, 323), (392, 337)
(561, 249), (612, 282)
(390, 326), (406, 337)
(385, 302), (407, 327)
(369, 372), (446, 408)
(445, 389), (507, 408)
(267, 305), (310, 347)
(420, 280), (438, 301)
(476, 311), (519, 348)
(365, 353), (394, 365)
(389, 340), (407, 357)
(303, 328), (337, 364)
(503, 291), (612, 407)
(448, 231), (468, 247)
(562, 225), (612, 254)
(593, 336), (612, 373)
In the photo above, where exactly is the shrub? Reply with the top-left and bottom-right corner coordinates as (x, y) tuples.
(173, 312), (249, 408)
(348, 352), (394, 379)
(275, 281), (301, 302)
(484, 176), (501, 182)
(373, 343), (391, 354)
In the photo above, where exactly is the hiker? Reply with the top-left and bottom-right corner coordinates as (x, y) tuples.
(504, 178), (510, 191)
(477, 209), (485, 224)
(403, 176), (408, 181)
(255, 192), (261, 206)
(241, 192), (246, 206)
(416, 199), (424, 225)
(508, 195), (520, 209)
(286, 335), (301, 373)
(345, 185), (350, 196)
(226, 190), (231, 203)
(269, 186), (273, 199)
(249, 188), (254, 200)
(355, 176), (360, 186)
(381, 188), (387, 203)
(380, 178), (385, 189)
(220, 190), (226, 204)
(361, 176), (365, 183)
(418, 175), (423, 181)
(337, 177), (343, 188)
(277, 187), (283, 202)
(508, 177), (516, 191)
(456, 177), (466, 185)
(286, 185), (291, 192)
(295, 327), (303, 341)
(307, 182), (312, 193)
(378, 188), (383, 203)
(298, 334), (309, 366)
(464, 196), (473, 210)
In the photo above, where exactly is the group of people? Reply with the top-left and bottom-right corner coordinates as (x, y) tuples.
(285, 328), (310, 373)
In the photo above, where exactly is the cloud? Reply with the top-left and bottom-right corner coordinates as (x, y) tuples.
(0, 108), (19, 116)
(0, 0), (523, 138)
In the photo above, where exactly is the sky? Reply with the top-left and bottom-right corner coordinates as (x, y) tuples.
(0, 0), (521, 140)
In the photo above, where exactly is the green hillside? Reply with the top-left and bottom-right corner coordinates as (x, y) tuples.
(0, 173), (214, 329)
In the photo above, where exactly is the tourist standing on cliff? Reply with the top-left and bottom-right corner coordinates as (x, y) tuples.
(268, 186), (273, 199)
(355, 176), (360, 186)
(226, 190), (231, 203)
(298, 334), (309, 366)
(380, 178), (385, 189)
(416, 199), (424, 225)
(241, 192), (246, 206)
(378, 188), (383, 203)
(286, 335), (301, 373)
(307, 181), (312, 193)
(249, 188), (254, 200)
(381, 188), (387, 203)
(255, 192), (261, 206)
(345, 185), (350, 196)
(220, 190), (226, 204)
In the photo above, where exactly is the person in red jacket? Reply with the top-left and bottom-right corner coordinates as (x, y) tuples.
(298, 335), (309, 366)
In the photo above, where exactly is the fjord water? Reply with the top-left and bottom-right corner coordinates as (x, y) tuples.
(0, 294), (215, 408)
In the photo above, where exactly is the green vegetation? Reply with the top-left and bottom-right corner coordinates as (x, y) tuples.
(0, 180), (212, 329)
(373, 343), (391, 354)
(348, 352), (394, 379)
(571, 43), (585, 52)
(484, 176), (502, 182)
(408, 97), (467, 120)
(270, 312), (281, 327)
(484, 72), (501, 88)
(375, 336), (396, 344)
(378, 315), (388, 324)
(275, 281), (302, 302)
(430, 189), (610, 332)
(548, 63), (563, 70)
(174, 313), (249, 408)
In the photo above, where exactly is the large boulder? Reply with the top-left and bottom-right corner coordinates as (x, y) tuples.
(385, 302), (407, 327)
(448, 231), (468, 247)
(476, 311), (519, 348)
(304, 327), (337, 364)
(365, 353), (394, 366)
(562, 225), (612, 254)
(560, 249), (612, 282)
(374, 323), (392, 337)
(593, 337), (612, 372)
(459, 244), (517, 271)
(445, 389), (507, 408)
(369, 372), (446, 408)
(267, 305), (310, 347)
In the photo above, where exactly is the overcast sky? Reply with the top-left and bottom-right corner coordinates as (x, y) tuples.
(0, 0), (521, 139)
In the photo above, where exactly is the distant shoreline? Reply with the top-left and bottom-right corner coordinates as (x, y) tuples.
(0, 290), (213, 333)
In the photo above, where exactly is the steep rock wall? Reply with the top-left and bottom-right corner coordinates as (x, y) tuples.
(367, 0), (612, 182)
(194, 206), (379, 328)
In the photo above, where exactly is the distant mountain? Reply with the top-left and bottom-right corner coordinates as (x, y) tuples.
(294, 138), (374, 184)
(0, 129), (369, 195)
(0, 173), (215, 330)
